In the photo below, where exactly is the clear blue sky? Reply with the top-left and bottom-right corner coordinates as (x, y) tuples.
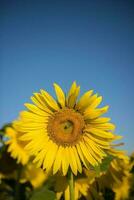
(0, 0), (134, 153)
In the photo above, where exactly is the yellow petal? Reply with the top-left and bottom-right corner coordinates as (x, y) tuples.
(89, 117), (111, 124)
(5, 127), (16, 138)
(64, 186), (70, 200)
(84, 106), (109, 120)
(53, 83), (65, 108)
(113, 135), (123, 140)
(43, 141), (58, 172)
(53, 146), (63, 174)
(20, 111), (48, 122)
(20, 130), (48, 142)
(107, 148), (126, 159)
(62, 147), (69, 176)
(84, 137), (106, 158)
(68, 147), (78, 175)
(85, 127), (114, 139)
(33, 149), (47, 168)
(76, 144), (90, 169)
(68, 86), (80, 108)
(89, 96), (102, 109)
(24, 103), (49, 116)
(83, 139), (102, 163)
(85, 133), (110, 149)
(67, 81), (77, 100)
(33, 93), (53, 114)
(91, 123), (115, 131)
(19, 122), (46, 130)
(31, 95), (53, 114)
(72, 146), (82, 173)
(40, 89), (60, 111)
(75, 90), (93, 110)
(79, 141), (97, 166)
(79, 93), (98, 112)
(24, 131), (49, 154)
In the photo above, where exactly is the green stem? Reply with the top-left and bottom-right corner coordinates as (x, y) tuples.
(15, 166), (22, 200)
(68, 170), (75, 200)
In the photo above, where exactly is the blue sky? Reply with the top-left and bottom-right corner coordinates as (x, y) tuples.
(0, 0), (134, 153)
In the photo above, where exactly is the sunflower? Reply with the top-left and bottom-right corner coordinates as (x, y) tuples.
(18, 82), (120, 175)
(20, 162), (48, 188)
(94, 153), (132, 200)
(5, 124), (29, 165)
(108, 155), (132, 200)
(63, 178), (89, 200)
(54, 173), (90, 200)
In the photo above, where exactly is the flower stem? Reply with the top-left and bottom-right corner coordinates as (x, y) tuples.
(68, 170), (75, 200)
(15, 166), (22, 200)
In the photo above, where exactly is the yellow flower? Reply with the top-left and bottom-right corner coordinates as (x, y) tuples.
(65, 178), (89, 200)
(113, 176), (131, 200)
(5, 125), (29, 165)
(18, 82), (120, 175)
(54, 174), (89, 200)
(96, 153), (132, 200)
(110, 156), (132, 200)
(20, 162), (48, 188)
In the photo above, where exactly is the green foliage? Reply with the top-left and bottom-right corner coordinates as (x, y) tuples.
(94, 154), (115, 176)
(94, 165), (101, 177)
(0, 123), (134, 200)
(0, 149), (19, 174)
(0, 182), (14, 200)
(103, 188), (115, 200)
(100, 155), (115, 172)
(30, 187), (56, 200)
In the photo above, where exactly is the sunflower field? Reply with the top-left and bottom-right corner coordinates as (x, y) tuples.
(0, 82), (134, 200)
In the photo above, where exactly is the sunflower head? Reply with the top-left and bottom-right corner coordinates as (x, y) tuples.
(47, 108), (85, 146)
(5, 124), (29, 165)
(18, 82), (121, 175)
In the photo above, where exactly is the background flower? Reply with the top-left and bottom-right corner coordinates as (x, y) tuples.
(5, 125), (29, 165)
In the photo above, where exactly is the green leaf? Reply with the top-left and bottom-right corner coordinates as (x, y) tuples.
(100, 155), (115, 172)
(94, 154), (115, 176)
(94, 165), (101, 177)
(30, 187), (56, 200)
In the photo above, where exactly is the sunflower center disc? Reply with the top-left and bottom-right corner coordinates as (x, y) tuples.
(47, 108), (85, 146)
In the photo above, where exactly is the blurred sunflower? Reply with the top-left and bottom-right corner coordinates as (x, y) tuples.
(64, 178), (89, 200)
(54, 174), (90, 200)
(83, 168), (105, 200)
(109, 156), (132, 200)
(96, 153), (132, 200)
(18, 82), (121, 175)
(5, 124), (29, 165)
(20, 162), (48, 188)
